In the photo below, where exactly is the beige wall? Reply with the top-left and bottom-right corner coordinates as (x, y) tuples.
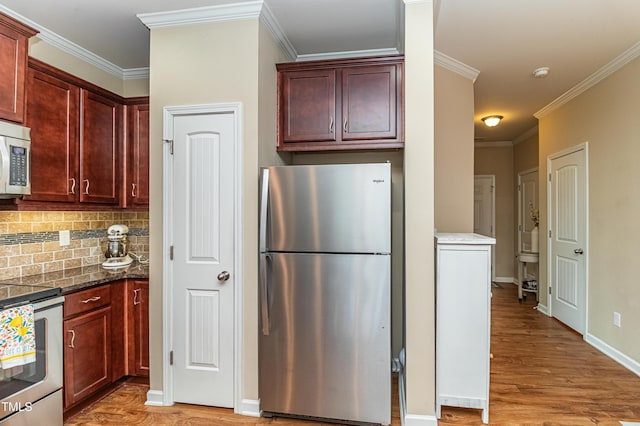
(475, 144), (515, 280)
(403, 0), (436, 418)
(539, 57), (640, 363)
(147, 18), (268, 398)
(29, 37), (149, 97)
(434, 65), (474, 233)
(292, 152), (404, 357)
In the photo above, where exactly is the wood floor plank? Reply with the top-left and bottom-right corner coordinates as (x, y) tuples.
(66, 284), (640, 425)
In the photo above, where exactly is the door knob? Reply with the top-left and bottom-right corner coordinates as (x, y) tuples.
(574, 248), (584, 254)
(217, 271), (230, 282)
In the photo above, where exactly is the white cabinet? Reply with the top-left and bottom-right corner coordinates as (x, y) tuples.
(435, 233), (495, 424)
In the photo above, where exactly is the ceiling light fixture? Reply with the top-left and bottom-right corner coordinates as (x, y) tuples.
(532, 67), (550, 78)
(481, 115), (503, 127)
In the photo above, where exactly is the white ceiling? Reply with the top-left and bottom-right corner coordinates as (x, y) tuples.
(1, 0), (639, 143)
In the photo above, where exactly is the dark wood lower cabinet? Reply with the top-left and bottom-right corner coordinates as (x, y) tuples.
(63, 279), (149, 412)
(63, 306), (112, 408)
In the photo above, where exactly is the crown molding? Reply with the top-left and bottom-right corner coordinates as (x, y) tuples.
(474, 141), (513, 148)
(513, 126), (538, 145)
(259, 1), (297, 61)
(0, 4), (148, 81)
(137, 1), (262, 29)
(435, 50), (480, 82)
(535, 40), (640, 118)
(297, 48), (400, 62)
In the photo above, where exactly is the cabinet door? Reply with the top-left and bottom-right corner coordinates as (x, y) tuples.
(80, 89), (120, 204)
(0, 22), (30, 122)
(64, 306), (112, 408)
(126, 103), (149, 207)
(24, 68), (79, 202)
(132, 280), (149, 376)
(341, 65), (398, 141)
(280, 69), (337, 144)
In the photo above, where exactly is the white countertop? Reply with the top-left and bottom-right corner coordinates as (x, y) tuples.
(435, 232), (496, 245)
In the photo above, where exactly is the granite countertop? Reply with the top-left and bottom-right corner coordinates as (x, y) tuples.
(0, 262), (149, 295)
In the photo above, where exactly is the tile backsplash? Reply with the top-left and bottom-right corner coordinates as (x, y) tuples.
(0, 211), (149, 280)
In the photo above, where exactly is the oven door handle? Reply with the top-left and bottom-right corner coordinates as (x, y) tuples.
(68, 329), (75, 348)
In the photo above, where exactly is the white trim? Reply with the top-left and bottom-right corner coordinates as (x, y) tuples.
(137, 1), (262, 29)
(494, 276), (515, 284)
(513, 126), (538, 145)
(236, 399), (261, 417)
(259, 2), (296, 61)
(517, 167), (539, 254)
(585, 333), (640, 378)
(434, 50), (480, 83)
(535, 40), (640, 118)
(404, 413), (438, 426)
(162, 102), (245, 412)
(474, 175), (496, 282)
(536, 303), (550, 316)
(296, 48), (400, 62)
(546, 142), (589, 333)
(474, 141), (513, 148)
(145, 390), (166, 406)
(123, 67), (150, 80)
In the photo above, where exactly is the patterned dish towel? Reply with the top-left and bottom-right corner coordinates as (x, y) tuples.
(0, 304), (36, 369)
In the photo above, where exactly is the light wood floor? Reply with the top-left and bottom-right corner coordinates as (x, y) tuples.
(65, 284), (640, 425)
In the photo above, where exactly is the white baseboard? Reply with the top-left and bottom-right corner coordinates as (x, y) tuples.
(145, 390), (165, 406)
(536, 303), (550, 316)
(236, 398), (261, 417)
(404, 413), (438, 426)
(494, 276), (515, 284)
(585, 333), (640, 378)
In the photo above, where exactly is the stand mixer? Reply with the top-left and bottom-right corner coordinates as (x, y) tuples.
(102, 224), (133, 268)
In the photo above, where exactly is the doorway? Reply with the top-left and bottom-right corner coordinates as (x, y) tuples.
(162, 103), (244, 409)
(548, 144), (588, 334)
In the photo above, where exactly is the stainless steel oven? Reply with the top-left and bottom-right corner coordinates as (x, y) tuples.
(0, 295), (64, 425)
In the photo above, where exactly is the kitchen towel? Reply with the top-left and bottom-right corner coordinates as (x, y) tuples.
(0, 304), (36, 369)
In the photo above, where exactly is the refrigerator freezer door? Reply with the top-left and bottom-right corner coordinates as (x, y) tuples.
(265, 163), (391, 254)
(259, 252), (391, 424)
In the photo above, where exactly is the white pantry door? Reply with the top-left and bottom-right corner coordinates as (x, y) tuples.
(549, 146), (587, 334)
(170, 112), (235, 406)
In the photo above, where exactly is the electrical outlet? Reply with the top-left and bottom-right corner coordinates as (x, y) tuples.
(59, 230), (70, 247)
(613, 312), (621, 328)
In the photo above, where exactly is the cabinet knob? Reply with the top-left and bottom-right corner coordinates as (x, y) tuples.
(83, 179), (90, 194)
(131, 183), (137, 197)
(133, 288), (141, 305)
(329, 117), (334, 133)
(69, 178), (76, 194)
(343, 118), (348, 133)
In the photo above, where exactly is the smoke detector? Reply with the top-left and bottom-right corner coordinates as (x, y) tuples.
(533, 67), (550, 78)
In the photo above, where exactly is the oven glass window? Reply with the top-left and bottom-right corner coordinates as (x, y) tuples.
(0, 318), (46, 399)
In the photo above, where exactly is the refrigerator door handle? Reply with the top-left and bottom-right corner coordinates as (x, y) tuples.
(260, 253), (271, 335)
(259, 168), (269, 252)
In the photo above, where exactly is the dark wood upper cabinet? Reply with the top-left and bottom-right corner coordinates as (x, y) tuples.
(23, 67), (79, 202)
(80, 90), (120, 204)
(277, 55), (403, 152)
(0, 13), (37, 123)
(280, 69), (337, 143)
(124, 100), (149, 208)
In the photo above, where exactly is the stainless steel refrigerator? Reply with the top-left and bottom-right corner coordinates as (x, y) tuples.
(259, 163), (391, 425)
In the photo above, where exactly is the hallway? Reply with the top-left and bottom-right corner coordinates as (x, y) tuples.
(65, 284), (640, 425)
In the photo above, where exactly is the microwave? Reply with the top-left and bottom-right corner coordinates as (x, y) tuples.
(0, 121), (31, 199)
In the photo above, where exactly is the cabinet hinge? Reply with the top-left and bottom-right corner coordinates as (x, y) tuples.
(518, 224), (522, 231)
(549, 230), (552, 238)
(164, 139), (174, 155)
(549, 287), (552, 295)
(169, 245), (174, 260)
(170, 350), (174, 365)
(548, 173), (552, 182)
(517, 184), (521, 191)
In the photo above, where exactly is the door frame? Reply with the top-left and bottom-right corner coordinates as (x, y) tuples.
(474, 175), (496, 281)
(546, 142), (589, 333)
(161, 103), (245, 411)
(517, 167), (538, 253)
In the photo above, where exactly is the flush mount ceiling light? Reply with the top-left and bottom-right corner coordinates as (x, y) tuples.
(533, 67), (550, 78)
(481, 115), (503, 127)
